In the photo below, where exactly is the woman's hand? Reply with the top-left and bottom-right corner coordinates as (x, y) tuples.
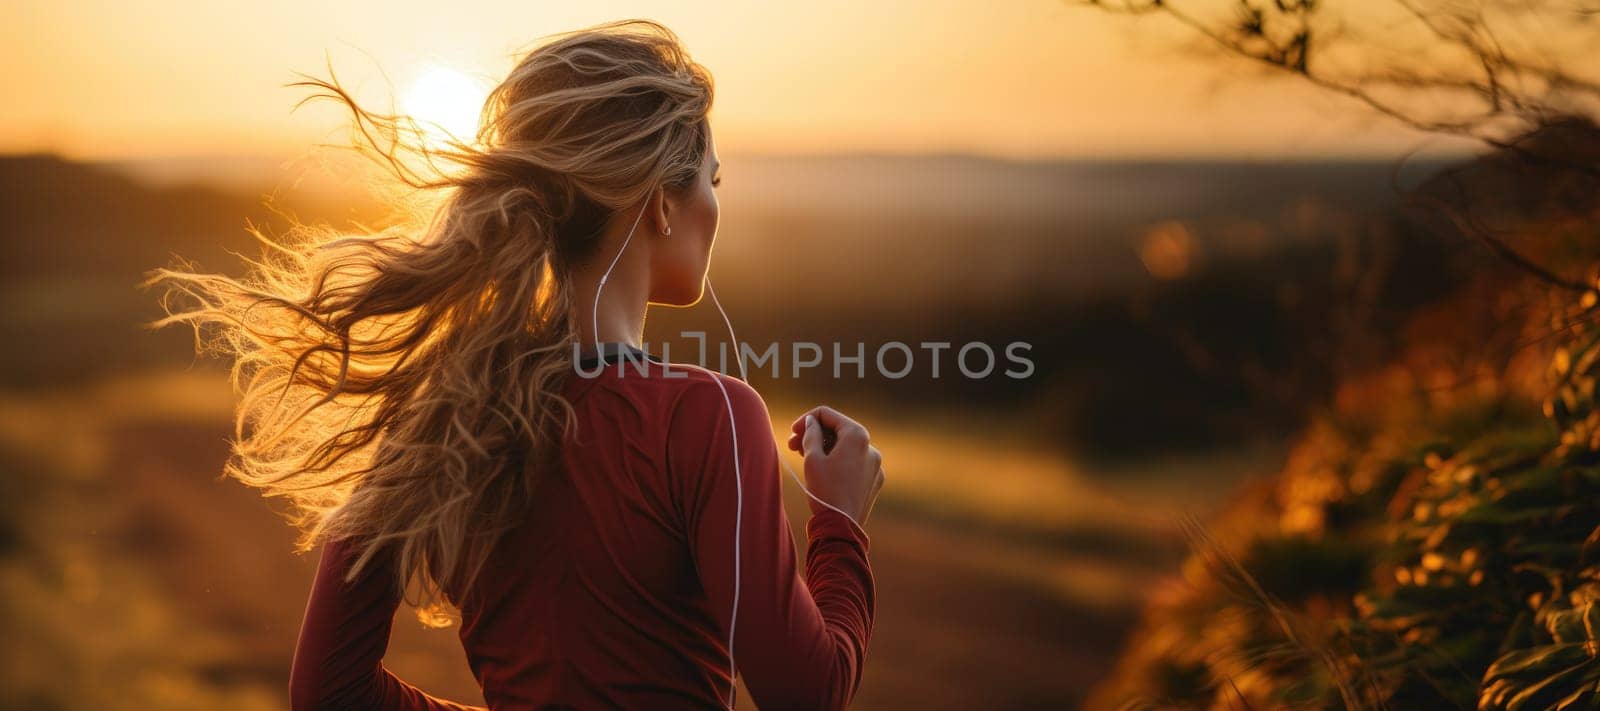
(786, 406), (885, 525)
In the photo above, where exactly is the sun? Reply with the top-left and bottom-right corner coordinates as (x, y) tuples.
(402, 65), (489, 147)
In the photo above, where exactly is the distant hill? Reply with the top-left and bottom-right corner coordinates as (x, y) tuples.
(0, 154), (382, 387)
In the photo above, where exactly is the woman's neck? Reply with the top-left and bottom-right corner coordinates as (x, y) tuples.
(569, 249), (649, 350)
(589, 301), (646, 349)
(569, 200), (656, 350)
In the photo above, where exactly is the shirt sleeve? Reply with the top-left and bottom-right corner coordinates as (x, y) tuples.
(668, 373), (877, 711)
(289, 535), (488, 711)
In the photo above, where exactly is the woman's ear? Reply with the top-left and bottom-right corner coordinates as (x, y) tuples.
(650, 185), (672, 237)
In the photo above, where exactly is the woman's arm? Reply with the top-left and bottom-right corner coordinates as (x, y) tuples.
(289, 536), (487, 711)
(668, 374), (877, 711)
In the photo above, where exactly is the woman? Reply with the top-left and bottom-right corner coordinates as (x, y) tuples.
(144, 19), (885, 711)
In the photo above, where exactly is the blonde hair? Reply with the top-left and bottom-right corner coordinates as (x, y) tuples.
(141, 18), (714, 622)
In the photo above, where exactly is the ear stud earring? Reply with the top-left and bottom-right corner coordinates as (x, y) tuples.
(663, 226), (672, 237)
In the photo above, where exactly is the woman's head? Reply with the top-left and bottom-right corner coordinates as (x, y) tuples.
(478, 19), (718, 304)
(141, 19), (715, 622)
(646, 129), (720, 307)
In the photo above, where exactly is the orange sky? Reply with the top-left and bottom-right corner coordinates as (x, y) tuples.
(2, 0), (1481, 161)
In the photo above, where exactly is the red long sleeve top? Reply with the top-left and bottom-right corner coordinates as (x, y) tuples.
(288, 353), (876, 710)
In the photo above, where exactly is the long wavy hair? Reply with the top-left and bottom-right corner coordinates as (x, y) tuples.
(141, 18), (714, 623)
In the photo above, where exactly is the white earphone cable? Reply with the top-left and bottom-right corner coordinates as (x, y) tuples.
(704, 280), (863, 524)
(592, 201), (742, 709)
(591, 202), (647, 353)
(703, 374), (743, 710)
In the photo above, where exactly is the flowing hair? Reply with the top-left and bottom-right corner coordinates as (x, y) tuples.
(140, 18), (714, 624)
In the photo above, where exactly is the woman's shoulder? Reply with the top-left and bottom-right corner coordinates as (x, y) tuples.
(656, 363), (779, 488)
(571, 358), (767, 424)
(646, 361), (768, 424)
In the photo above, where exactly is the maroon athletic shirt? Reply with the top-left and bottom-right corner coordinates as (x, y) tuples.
(288, 349), (876, 710)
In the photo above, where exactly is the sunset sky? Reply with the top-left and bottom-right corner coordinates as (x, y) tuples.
(4, 0), (1482, 163)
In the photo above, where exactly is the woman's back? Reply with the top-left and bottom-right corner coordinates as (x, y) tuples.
(292, 353), (876, 710)
(144, 20), (887, 710)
